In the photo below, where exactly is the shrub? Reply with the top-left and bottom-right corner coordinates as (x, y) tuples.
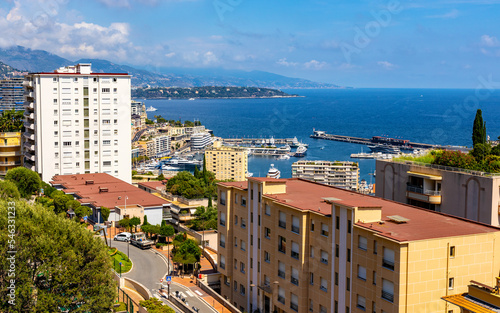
(433, 150), (477, 170)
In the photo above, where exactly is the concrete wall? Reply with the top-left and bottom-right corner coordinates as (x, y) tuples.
(197, 280), (241, 313)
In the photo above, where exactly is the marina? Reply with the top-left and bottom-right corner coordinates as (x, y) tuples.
(222, 136), (308, 147)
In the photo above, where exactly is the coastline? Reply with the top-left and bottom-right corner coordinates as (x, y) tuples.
(134, 95), (304, 100)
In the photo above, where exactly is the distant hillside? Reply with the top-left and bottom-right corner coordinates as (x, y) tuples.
(132, 86), (299, 99)
(0, 45), (344, 89)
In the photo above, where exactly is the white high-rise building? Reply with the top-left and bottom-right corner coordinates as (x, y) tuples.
(154, 135), (170, 157)
(23, 63), (132, 183)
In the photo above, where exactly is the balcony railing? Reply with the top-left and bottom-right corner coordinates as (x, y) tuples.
(220, 263), (225, 269)
(219, 241), (225, 248)
(290, 303), (298, 312)
(278, 270), (285, 278)
(382, 291), (394, 303)
(278, 296), (285, 304)
(291, 277), (299, 285)
(406, 185), (441, 196)
(321, 258), (328, 264)
(383, 259), (395, 271)
(292, 225), (300, 233)
(279, 220), (286, 228)
(291, 251), (299, 259)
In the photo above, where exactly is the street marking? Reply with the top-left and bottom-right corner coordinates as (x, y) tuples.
(185, 291), (194, 297)
(195, 290), (203, 296)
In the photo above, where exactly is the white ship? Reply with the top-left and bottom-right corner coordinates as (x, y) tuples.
(146, 106), (158, 112)
(294, 144), (308, 157)
(266, 164), (281, 179)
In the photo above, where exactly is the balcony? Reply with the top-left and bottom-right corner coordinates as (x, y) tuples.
(382, 291), (394, 303)
(0, 142), (20, 148)
(23, 122), (35, 130)
(26, 102), (34, 110)
(25, 152), (35, 162)
(23, 133), (35, 141)
(23, 80), (33, 88)
(23, 142), (35, 151)
(0, 161), (21, 166)
(0, 151), (23, 157)
(406, 185), (442, 204)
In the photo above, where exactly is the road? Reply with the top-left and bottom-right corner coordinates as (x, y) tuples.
(111, 241), (216, 313)
(132, 128), (148, 143)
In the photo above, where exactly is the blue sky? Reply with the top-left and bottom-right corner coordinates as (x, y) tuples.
(1, 0), (499, 88)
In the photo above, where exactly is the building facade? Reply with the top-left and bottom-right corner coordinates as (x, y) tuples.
(375, 159), (500, 226)
(217, 177), (500, 313)
(191, 132), (212, 150)
(205, 142), (248, 181)
(154, 135), (170, 157)
(0, 132), (22, 175)
(292, 160), (359, 190)
(23, 63), (132, 183)
(0, 77), (24, 111)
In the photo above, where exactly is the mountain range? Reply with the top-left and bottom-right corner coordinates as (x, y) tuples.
(0, 46), (342, 89)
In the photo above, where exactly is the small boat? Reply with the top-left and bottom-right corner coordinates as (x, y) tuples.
(277, 154), (290, 160)
(320, 146), (325, 150)
(146, 106), (157, 112)
(266, 164), (281, 179)
(294, 145), (308, 157)
(188, 98), (195, 101)
(368, 144), (400, 154)
(246, 172), (254, 178)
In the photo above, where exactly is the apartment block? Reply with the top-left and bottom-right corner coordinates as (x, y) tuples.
(154, 135), (170, 157)
(0, 77), (24, 111)
(23, 63), (132, 183)
(375, 159), (500, 226)
(205, 141), (248, 181)
(217, 177), (500, 313)
(191, 132), (212, 150)
(292, 160), (359, 190)
(0, 132), (22, 175)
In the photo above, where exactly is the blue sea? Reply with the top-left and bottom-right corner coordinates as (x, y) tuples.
(143, 89), (500, 181)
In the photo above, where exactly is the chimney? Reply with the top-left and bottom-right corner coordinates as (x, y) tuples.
(85, 180), (94, 185)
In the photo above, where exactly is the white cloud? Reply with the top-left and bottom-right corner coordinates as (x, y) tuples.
(480, 35), (500, 47)
(426, 9), (460, 19)
(203, 51), (218, 65)
(377, 61), (397, 69)
(165, 52), (176, 58)
(276, 58), (298, 67)
(97, 0), (131, 8)
(304, 59), (327, 70)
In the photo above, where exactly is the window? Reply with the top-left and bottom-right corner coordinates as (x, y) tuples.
(310, 300), (314, 312)
(321, 250), (328, 264)
(336, 215), (340, 229)
(347, 277), (350, 291)
(103, 161), (111, 166)
(310, 272), (314, 285)
(292, 216), (300, 233)
(372, 302), (376, 313)
(336, 244), (339, 258)
(234, 215), (238, 225)
(219, 234), (225, 248)
(240, 262), (245, 274)
(310, 246), (314, 258)
(348, 219), (352, 233)
(335, 272), (339, 285)
(241, 240), (246, 251)
(220, 255), (225, 269)
(291, 267), (299, 285)
(450, 246), (455, 258)
(320, 278), (328, 291)
(265, 227), (271, 239)
(240, 284), (245, 295)
(264, 251), (270, 263)
(102, 119), (110, 125)
(234, 194), (238, 204)
(373, 271), (377, 285)
(291, 242), (299, 259)
(278, 262), (285, 278)
(241, 197), (246, 206)
(279, 212), (286, 228)
(220, 192), (226, 205)
(103, 140), (111, 146)
(63, 141), (72, 147)
(278, 287), (285, 304)
(53, 77), (57, 82)
(234, 280), (237, 291)
(241, 218), (246, 228)
(102, 88), (110, 93)
(383, 248), (395, 270)
(320, 305), (327, 313)
(220, 212), (226, 226)
(311, 219), (315, 231)
(54, 109), (58, 116)
(347, 248), (351, 262)
(321, 223), (329, 236)
(265, 204), (270, 215)
(374, 240), (378, 254)
(382, 279), (394, 302)
(358, 265), (367, 281)
(290, 293), (298, 312)
(449, 277), (454, 290)
(359, 236), (368, 251)
(357, 295), (366, 311)
(234, 259), (237, 269)
(234, 237), (237, 247)
(278, 236), (286, 253)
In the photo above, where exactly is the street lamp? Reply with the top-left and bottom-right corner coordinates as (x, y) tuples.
(119, 262), (122, 278)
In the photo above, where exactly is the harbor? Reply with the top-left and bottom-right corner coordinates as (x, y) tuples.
(310, 130), (469, 151)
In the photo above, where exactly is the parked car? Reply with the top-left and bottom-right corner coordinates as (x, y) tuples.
(113, 232), (132, 242)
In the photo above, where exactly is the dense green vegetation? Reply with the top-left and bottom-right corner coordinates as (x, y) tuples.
(0, 109), (24, 132)
(139, 298), (175, 313)
(188, 206), (218, 231)
(0, 200), (116, 312)
(108, 248), (132, 273)
(5, 167), (41, 199)
(171, 233), (202, 274)
(166, 170), (217, 199)
(132, 86), (297, 99)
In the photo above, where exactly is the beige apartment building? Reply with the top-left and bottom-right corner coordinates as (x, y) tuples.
(292, 160), (359, 190)
(375, 159), (500, 226)
(205, 141), (248, 181)
(217, 177), (500, 313)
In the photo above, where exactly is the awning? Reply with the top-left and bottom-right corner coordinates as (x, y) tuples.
(407, 171), (442, 180)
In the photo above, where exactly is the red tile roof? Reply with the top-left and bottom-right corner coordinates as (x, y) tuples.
(218, 181), (248, 189)
(51, 173), (169, 209)
(137, 180), (166, 191)
(219, 178), (500, 242)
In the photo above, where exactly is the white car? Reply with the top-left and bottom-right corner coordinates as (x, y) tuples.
(113, 232), (132, 242)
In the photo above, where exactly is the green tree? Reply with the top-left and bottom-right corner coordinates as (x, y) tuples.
(193, 165), (200, 179)
(0, 180), (20, 199)
(143, 215), (149, 226)
(172, 239), (201, 274)
(160, 224), (175, 244)
(184, 120), (194, 127)
(157, 173), (165, 181)
(41, 181), (57, 198)
(119, 217), (131, 231)
(471, 142), (492, 163)
(5, 167), (42, 199)
(472, 109), (487, 147)
(0, 109), (24, 132)
(101, 207), (111, 223)
(139, 298), (175, 313)
(0, 200), (116, 312)
(53, 194), (73, 214)
(149, 224), (161, 243)
(146, 118), (154, 125)
(130, 216), (141, 232)
(74, 205), (92, 221)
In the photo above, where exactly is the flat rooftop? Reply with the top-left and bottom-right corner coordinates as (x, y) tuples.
(137, 180), (167, 191)
(51, 173), (169, 209)
(220, 178), (500, 242)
